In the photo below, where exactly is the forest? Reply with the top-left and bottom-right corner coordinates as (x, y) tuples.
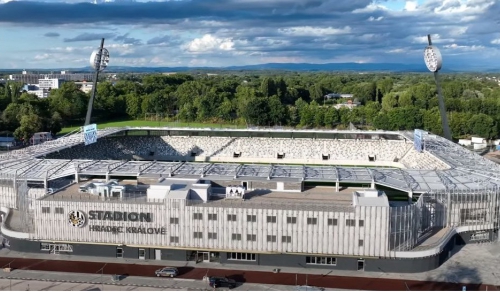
(0, 72), (499, 141)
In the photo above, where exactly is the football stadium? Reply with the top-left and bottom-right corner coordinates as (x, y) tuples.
(0, 127), (498, 273)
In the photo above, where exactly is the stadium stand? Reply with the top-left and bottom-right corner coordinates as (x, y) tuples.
(399, 150), (449, 170)
(43, 135), (450, 169)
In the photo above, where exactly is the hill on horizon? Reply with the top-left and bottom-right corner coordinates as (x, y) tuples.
(0, 62), (497, 73)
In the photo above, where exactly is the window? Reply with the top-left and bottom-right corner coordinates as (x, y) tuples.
(247, 234), (257, 241)
(247, 215), (256, 222)
(306, 256), (337, 266)
(227, 214), (237, 222)
(282, 236), (292, 243)
(359, 240), (364, 247)
(328, 218), (338, 226)
(170, 236), (179, 243)
(40, 243), (50, 251)
(227, 252), (256, 261)
(208, 214), (217, 221)
(346, 219), (356, 226)
(359, 220), (364, 227)
(287, 217), (297, 224)
(170, 217), (179, 224)
(307, 217), (318, 225)
(55, 207), (64, 214)
(267, 216), (277, 223)
(193, 213), (203, 220)
(116, 247), (123, 258)
(138, 248), (146, 259)
(208, 232), (217, 240)
(42, 207), (50, 214)
(193, 232), (203, 239)
(267, 235), (277, 242)
(231, 233), (242, 241)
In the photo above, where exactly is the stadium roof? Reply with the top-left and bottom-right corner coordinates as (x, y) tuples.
(0, 127), (499, 193)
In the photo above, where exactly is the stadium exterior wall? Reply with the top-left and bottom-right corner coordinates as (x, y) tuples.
(1, 233), (458, 273)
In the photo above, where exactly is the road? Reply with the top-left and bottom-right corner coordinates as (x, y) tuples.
(0, 257), (496, 291)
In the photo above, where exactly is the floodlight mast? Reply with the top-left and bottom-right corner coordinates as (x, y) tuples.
(84, 38), (108, 126)
(424, 34), (452, 141)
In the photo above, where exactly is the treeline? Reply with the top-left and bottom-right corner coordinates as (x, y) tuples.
(1, 72), (500, 141)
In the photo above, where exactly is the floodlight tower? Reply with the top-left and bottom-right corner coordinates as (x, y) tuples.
(424, 34), (452, 141)
(84, 38), (110, 126)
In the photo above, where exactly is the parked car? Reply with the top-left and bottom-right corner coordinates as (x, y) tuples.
(208, 276), (236, 289)
(155, 267), (178, 277)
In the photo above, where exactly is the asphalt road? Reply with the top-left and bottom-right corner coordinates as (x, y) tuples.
(0, 257), (496, 291)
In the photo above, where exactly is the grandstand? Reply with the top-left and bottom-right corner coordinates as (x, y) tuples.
(0, 127), (498, 273)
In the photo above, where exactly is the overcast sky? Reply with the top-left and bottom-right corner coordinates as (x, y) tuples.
(0, 0), (499, 69)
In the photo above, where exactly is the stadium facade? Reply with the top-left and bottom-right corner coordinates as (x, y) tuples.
(0, 127), (498, 273)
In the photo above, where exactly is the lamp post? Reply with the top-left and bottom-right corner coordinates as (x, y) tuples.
(84, 38), (110, 126)
(424, 34), (452, 141)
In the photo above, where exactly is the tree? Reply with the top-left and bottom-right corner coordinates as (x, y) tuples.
(242, 97), (270, 126)
(260, 77), (276, 97)
(268, 95), (286, 126)
(14, 113), (43, 141)
(398, 91), (414, 107)
(381, 92), (398, 111)
(48, 82), (87, 123)
(469, 113), (496, 139)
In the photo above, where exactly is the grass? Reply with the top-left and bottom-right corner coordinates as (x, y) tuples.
(59, 120), (245, 135)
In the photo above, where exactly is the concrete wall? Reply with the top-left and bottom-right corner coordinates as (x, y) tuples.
(1, 234), (187, 261)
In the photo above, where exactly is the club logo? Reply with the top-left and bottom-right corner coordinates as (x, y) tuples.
(68, 210), (86, 228)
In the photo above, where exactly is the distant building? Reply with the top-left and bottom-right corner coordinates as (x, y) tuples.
(74, 82), (94, 94)
(21, 78), (63, 98)
(334, 99), (361, 110)
(324, 93), (354, 100)
(9, 70), (94, 84)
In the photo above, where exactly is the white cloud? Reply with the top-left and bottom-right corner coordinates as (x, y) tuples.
(404, 1), (418, 11)
(352, 3), (388, 13)
(443, 43), (485, 51)
(491, 39), (500, 45)
(279, 26), (351, 36)
(34, 53), (51, 60)
(431, 0), (494, 15)
(368, 16), (383, 21)
(184, 34), (235, 53)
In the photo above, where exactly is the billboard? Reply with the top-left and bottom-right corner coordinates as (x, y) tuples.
(83, 123), (97, 146)
(414, 129), (423, 152)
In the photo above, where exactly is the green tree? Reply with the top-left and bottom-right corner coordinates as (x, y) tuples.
(14, 113), (43, 141)
(469, 113), (496, 139)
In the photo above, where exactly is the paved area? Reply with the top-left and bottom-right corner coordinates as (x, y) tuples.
(0, 269), (327, 291)
(0, 278), (177, 291)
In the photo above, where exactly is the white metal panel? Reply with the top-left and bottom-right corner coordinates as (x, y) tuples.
(32, 199), (395, 257)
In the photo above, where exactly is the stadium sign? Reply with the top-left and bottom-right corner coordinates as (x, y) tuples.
(88, 225), (166, 235)
(88, 211), (153, 222)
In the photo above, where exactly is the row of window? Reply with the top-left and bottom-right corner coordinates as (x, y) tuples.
(225, 254), (339, 265)
(178, 233), (364, 246)
(306, 256), (337, 265)
(41, 207), (64, 214)
(187, 214), (364, 227)
(41, 207), (362, 228)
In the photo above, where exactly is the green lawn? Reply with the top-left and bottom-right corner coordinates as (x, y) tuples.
(59, 120), (245, 135)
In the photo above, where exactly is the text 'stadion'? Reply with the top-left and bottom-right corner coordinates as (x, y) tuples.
(88, 211), (153, 222)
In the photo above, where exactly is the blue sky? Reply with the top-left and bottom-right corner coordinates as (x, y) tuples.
(0, 0), (499, 69)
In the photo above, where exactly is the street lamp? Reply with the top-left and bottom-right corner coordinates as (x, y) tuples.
(84, 38), (110, 126)
(424, 34), (452, 141)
